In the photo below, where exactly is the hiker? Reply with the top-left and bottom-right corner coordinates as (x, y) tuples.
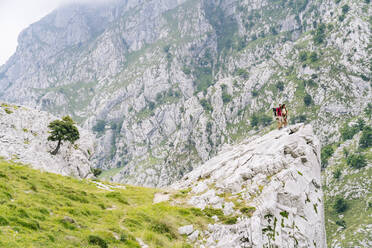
(273, 104), (283, 129)
(281, 104), (288, 127)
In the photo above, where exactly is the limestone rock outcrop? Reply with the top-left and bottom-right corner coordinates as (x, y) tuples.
(0, 103), (95, 178)
(1, 0), (370, 187)
(173, 124), (326, 247)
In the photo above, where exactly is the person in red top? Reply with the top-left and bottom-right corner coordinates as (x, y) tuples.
(276, 104), (283, 129)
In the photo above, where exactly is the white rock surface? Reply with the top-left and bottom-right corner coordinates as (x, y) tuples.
(173, 124), (326, 247)
(153, 192), (170, 204)
(178, 225), (194, 235)
(0, 103), (95, 178)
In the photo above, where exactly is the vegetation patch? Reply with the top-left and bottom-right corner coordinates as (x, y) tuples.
(0, 159), (211, 247)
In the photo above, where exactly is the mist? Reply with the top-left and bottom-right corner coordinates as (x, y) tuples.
(0, 0), (118, 66)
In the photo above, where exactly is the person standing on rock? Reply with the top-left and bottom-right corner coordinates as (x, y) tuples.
(282, 104), (288, 127)
(275, 104), (283, 129)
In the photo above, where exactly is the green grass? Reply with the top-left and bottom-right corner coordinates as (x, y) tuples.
(0, 159), (212, 247)
(98, 167), (124, 181)
(323, 141), (372, 247)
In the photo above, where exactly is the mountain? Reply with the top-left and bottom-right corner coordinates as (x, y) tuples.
(173, 123), (326, 247)
(0, 0), (370, 187)
(0, 102), (94, 178)
(0, 123), (326, 247)
(0, 0), (371, 246)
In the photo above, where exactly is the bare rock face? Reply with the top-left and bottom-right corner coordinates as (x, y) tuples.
(173, 124), (326, 247)
(0, 103), (95, 178)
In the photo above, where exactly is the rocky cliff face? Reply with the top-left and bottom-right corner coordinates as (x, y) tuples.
(0, 102), (95, 178)
(172, 124), (326, 247)
(0, 0), (370, 189)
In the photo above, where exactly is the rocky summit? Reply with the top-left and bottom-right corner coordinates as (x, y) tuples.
(173, 124), (326, 247)
(0, 102), (95, 178)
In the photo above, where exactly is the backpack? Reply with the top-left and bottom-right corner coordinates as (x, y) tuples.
(272, 108), (277, 116)
(276, 107), (282, 116)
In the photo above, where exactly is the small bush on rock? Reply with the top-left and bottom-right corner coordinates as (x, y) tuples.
(88, 235), (108, 248)
(92, 168), (103, 177)
(359, 126), (372, 149)
(335, 219), (346, 228)
(333, 197), (348, 213)
(333, 168), (341, 179)
(321, 145), (334, 167)
(303, 94), (313, 106)
(340, 124), (359, 141)
(347, 153), (367, 169)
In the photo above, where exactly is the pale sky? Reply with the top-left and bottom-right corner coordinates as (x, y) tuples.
(0, 0), (111, 66)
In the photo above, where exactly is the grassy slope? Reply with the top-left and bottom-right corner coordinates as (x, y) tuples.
(0, 159), (212, 248)
(322, 134), (372, 247)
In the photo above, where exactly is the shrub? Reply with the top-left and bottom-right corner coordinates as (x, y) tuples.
(88, 235), (108, 248)
(276, 81), (284, 91)
(359, 126), (372, 148)
(313, 24), (326, 44)
(333, 169), (341, 179)
(4, 108), (13, 114)
(251, 89), (259, 97)
(182, 67), (191, 75)
(333, 197), (348, 213)
(361, 74), (370, 81)
(250, 114), (259, 127)
(364, 103), (372, 118)
(347, 153), (367, 169)
(223, 216), (238, 225)
(260, 114), (272, 127)
(93, 120), (106, 133)
(236, 68), (249, 79)
(357, 118), (365, 131)
(299, 51), (308, 62)
(340, 124), (359, 141)
(200, 99), (213, 112)
(303, 94), (313, 106)
(222, 92), (232, 104)
(338, 14), (345, 22)
(309, 52), (318, 62)
(148, 101), (155, 110)
(250, 113), (272, 127)
(150, 220), (176, 239)
(269, 26), (278, 35)
(335, 219), (346, 228)
(341, 5), (350, 14)
(92, 168), (103, 177)
(240, 206), (256, 216)
(321, 145), (334, 166)
(343, 147), (349, 158)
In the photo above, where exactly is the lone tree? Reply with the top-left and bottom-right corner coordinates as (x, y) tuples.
(48, 116), (80, 155)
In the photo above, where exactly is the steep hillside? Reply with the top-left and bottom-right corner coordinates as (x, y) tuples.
(321, 116), (372, 247)
(0, 123), (326, 247)
(0, 0), (370, 188)
(0, 158), (212, 247)
(173, 123), (326, 247)
(0, 102), (94, 178)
